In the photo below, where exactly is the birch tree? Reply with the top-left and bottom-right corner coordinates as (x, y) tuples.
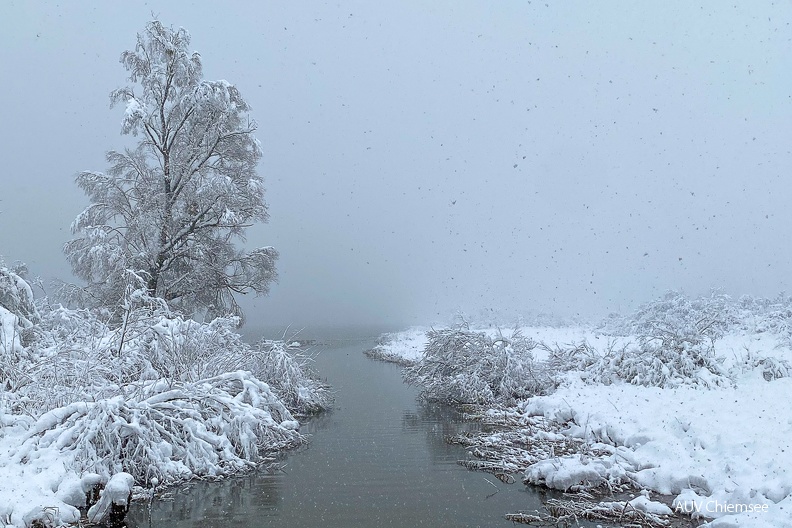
(65, 20), (277, 321)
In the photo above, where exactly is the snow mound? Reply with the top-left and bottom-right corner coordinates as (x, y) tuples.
(366, 327), (429, 365)
(522, 376), (792, 525)
(524, 454), (627, 491)
(87, 472), (134, 523)
(626, 493), (673, 515)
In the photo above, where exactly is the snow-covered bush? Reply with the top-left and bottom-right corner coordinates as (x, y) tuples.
(404, 325), (542, 405)
(606, 290), (736, 341)
(542, 341), (601, 380)
(544, 332), (729, 389)
(631, 325), (729, 387)
(0, 265), (42, 394)
(0, 268), (330, 524)
(16, 371), (301, 488)
(251, 339), (331, 415)
(735, 293), (792, 335)
(730, 351), (792, 381)
(573, 291), (733, 388)
(602, 290), (792, 340)
(0, 265), (40, 328)
(13, 277), (331, 418)
(598, 338), (728, 388)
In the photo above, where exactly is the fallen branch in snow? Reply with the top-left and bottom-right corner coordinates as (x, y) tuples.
(503, 511), (544, 524)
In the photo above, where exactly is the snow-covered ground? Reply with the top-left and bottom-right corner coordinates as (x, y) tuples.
(374, 320), (792, 527)
(0, 414), (83, 526)
(365, 326), (429, 364)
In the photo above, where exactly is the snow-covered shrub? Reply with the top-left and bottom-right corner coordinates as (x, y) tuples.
(0, 265), (43, 393)
(140, 315), (249, 382)
(601, 337), (728, 388)
(602, 290), (792, 342)
(580, 291), (732, 388)
(17, 278), (331, 418)
(735, 293), (792, 335)
(0, 268), (329, 523)
(404, 326), (542, 405)
(251, 339), (331, 415)
(0, 265), (40, 328)
(544, 334), (728, 389)
(15, 371), (301, 488)
(753, 356), (791, 381)
(542, 341), (602, 380)
(730, 350), (792, 381)
(606, 290), (736, 341)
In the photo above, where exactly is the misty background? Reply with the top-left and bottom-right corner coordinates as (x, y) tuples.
(1, 1), (790, 330)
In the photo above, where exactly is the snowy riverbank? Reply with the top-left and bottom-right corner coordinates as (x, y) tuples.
(0, 266), (331, 527)
(371, 294), (792, 527)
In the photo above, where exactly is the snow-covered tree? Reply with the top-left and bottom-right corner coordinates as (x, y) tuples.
(65, 20), (277, 321)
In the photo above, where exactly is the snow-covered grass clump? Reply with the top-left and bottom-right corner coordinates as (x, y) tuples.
(375, 291), (792, 526)
(0, 267), (330, 526)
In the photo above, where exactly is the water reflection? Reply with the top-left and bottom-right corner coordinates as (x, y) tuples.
(128, 467), (283, 526)
(401, 401), (482, 467)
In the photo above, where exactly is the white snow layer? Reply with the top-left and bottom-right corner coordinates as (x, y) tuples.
(377, 325), (792, 527)
(369, 327), (429, 363)
(87, 472), (134, 523)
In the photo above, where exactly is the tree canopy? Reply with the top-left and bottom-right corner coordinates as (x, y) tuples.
(65, 20), (277, 321)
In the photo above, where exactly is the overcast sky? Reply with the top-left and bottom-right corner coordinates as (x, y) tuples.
(1, 1), (791, 330)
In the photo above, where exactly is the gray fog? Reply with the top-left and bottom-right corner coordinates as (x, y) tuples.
(1, 1), (790, 329)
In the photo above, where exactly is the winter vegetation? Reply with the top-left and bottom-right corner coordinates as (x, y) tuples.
(375, 291), (792, 527)
(63, 20), (277, 323)
(0, 19), (331, 528)
(0, 265), (329, 526)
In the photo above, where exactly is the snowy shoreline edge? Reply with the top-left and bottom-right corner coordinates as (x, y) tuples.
(367, 300), (792, 528)
(0, 266), (332, 527)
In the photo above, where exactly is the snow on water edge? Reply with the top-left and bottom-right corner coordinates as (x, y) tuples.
(374, 324), (792, 527)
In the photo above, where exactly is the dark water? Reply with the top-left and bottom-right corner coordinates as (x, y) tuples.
(127, 334), (546, 527)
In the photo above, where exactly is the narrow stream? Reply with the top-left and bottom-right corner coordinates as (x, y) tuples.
(127, 334), (547, 527)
